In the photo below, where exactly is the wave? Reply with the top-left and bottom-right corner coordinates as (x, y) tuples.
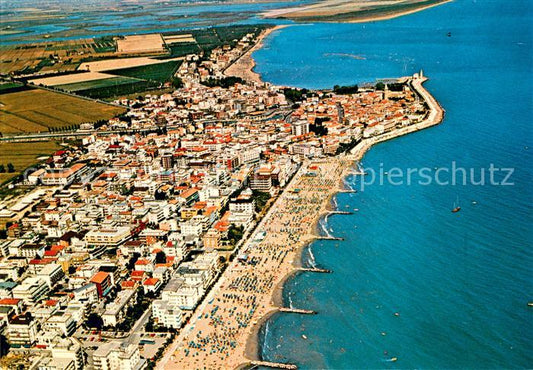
(320, 214), (332, 238)
(308, 246), (317, 269)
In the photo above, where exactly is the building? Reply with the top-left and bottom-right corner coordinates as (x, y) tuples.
(37, 263), (65, 289)
(85, 227), (131, 247)
(152, 299), (183, 329)
(42, 164), (88, 186)
(12, 277), (50, 304)
(202, 229), (221, 250)
(7, 313), (39, 347)
(43, 312), (77, 337)
(291, 120), (310, 136)
(92, 341), (143, 370)
(250, 166), (273, 191)
(102, 289), (136, 327)
(90, 271), (112, 298)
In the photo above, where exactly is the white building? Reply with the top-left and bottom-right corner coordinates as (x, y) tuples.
(152, 299), (183, 329)
(12, 277), (50, 304)
(93, 342), (143, 370)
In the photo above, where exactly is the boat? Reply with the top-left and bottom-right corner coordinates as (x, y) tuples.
(528, 302), (533, 307)
(302, 334), (308, 340)
(452, 196), (461, 213)
(447, 31), (452, 37)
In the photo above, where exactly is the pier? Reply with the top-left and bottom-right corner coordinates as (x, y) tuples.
(297, 267), (331, 273)
(279, 307), (317, 315)
(337, 189), (357, 193)
(328, 210), (353, 215)
(316, 236), (344, 241)
(250, 361), (298, 370)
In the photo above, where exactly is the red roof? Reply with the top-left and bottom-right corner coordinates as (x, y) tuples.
(143, 278), (160, 286)
(121, 280), (137, 289)
(0, 298), (21, 306)
(90, 271), (110, 284)
(131, 270), (145, 277)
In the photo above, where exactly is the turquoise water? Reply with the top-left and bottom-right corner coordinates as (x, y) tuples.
(254, 0), (532, 368)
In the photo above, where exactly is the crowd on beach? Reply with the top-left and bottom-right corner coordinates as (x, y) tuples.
(170, 159), (351, 369)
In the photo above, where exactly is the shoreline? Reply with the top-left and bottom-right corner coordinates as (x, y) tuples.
(243, 75), (444, 367)
(224, 25), (288, 84)
(263, 0), (453, 23)
(159, 75), (443, 368)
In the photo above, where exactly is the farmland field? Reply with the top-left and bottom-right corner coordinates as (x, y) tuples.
(54, 76), (144, 92)
(29, 72), (118, 86)
(0, 141), (61, 184)
(0, 88), (125, 134)
(108, 60), (181, 83)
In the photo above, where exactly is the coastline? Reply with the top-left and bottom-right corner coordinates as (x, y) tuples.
(243, 75), (444, 367)
(263, 0), (453, 23)
(224, 25), (288, 84)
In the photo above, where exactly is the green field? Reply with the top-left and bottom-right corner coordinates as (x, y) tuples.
(163, 25), (269, 58)
(55, 76), (144, 92)
(108, 60), (182, 83)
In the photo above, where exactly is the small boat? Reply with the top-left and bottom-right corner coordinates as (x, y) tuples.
(452, 196), (461, 213)
(472, 201), (477, 205)
(528, 302), (533, 307)
(389, 357), (398, 362)
(447, 31), (452, 37)
(302, 334), (308, 340)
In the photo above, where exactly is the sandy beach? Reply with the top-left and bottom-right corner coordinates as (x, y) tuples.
(224, 25), (287, 84)
(159, 157), (355, 369)
(263, 0), (453, 23)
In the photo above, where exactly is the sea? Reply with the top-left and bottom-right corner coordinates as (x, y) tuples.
(252, 0), (533, 368)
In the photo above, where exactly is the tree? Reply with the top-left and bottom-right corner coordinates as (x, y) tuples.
(6, 163), (14, 173)
(376, 82), (385, 90)
(85, 313), (103, 330)
(126, 252), (140, 270)
(155, 251), (166, 264)
(0, 165), (5, 173)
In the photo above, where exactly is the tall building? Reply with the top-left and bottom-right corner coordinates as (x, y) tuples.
(291, 120), (310, 136)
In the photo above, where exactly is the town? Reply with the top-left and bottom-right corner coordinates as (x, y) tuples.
(0, 29), (430, 369)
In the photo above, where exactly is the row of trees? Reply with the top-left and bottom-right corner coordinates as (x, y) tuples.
(48, 124), (81, 133)
(0, 163), (15, 173)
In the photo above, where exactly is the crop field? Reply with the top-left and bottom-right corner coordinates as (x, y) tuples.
(54, 76), (144, 92)
(0, 89), (125, 134)
(117, 34), (165, 54)
(78, 56), (171, 72)
(108, 60), (182, 83)
(29, 72), (118, 86)
(0, 38), (118, 75)
(0, 141), (61, 184)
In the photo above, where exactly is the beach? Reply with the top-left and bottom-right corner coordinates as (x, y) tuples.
(224, 25), (287, 84)
(160, 157), (355, 369)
